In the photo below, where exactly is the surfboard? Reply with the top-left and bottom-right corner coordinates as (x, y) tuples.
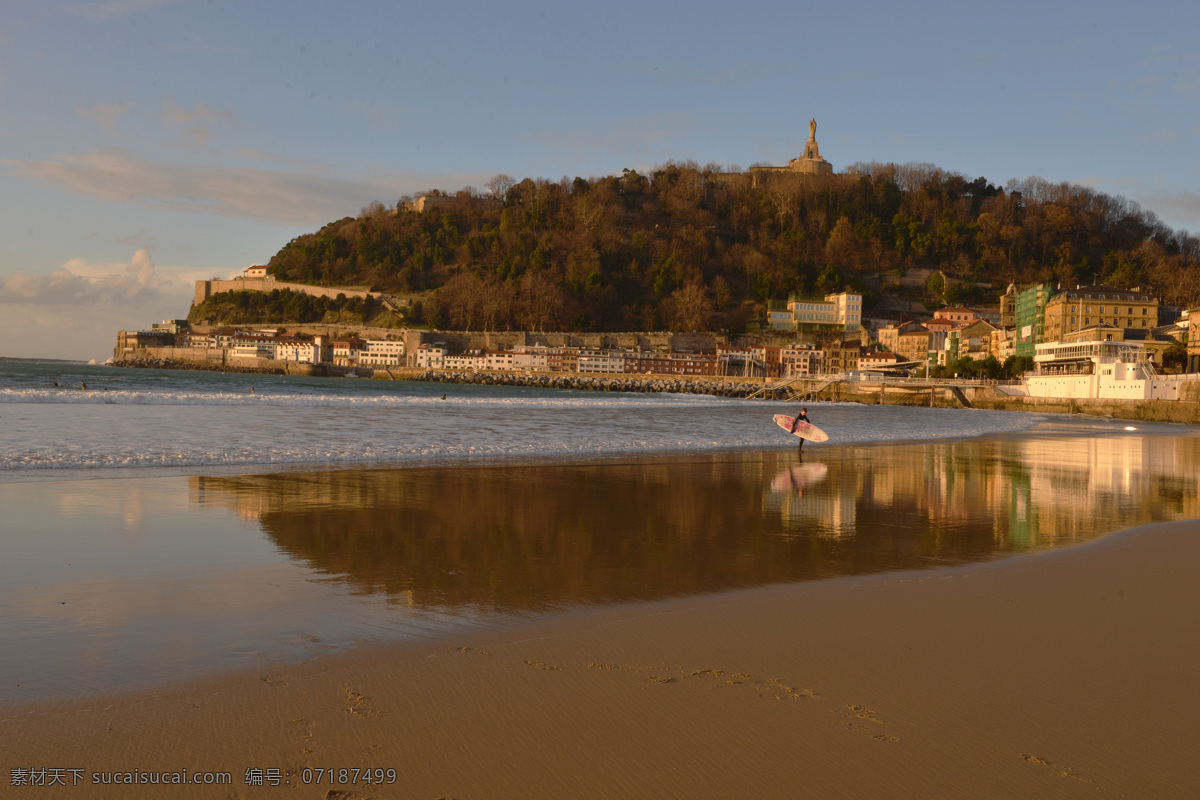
(773, 414), (829, 443)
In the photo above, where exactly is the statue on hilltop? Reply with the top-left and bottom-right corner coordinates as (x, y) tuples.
(809, 118), (817, 141)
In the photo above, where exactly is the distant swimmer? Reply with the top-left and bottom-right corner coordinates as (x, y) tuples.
(53, 381), (59, 387)
(250, 386), (255, 393)
(80, 381), (87, 391)
(440, 394), (447, 400)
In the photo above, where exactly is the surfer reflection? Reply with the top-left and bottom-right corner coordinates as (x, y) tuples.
(769, 461), (828, 495)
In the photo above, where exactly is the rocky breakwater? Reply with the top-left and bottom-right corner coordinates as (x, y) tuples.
(410, 370), (790, 399)
(112, 357), (292, 376)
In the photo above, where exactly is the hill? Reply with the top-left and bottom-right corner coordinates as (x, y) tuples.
(264, 162), (1200, 333)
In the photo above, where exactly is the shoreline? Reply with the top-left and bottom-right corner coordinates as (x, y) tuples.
(111, 356), (1200, 422)
(5, 517), (1198, 798)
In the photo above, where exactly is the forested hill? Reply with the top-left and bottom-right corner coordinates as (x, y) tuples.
(266, 162), (1200, 333)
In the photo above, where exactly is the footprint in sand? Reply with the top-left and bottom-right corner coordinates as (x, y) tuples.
(340, 684), (380, 718)
(1021, 753), (1094, 784)
(457, 646), (490, 656)
(841, 705), (899, 741)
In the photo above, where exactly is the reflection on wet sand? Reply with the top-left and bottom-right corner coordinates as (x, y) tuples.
(193, 432), (1200, 612)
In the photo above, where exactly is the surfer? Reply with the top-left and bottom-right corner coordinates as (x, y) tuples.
(790, 407), (810, 451)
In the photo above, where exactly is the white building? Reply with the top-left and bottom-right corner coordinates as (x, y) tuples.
(511, 345), (550, 371)
(443, 352), (486, 371)
(484, 350), (516, 370)
(411, 343), (449, 368)
(275, 338), (323, 363)
(1025, 340), (1196, 400)
(577, 349), (625, 373)
(231, 334), (276, 359)
(778, 290), (862, 333)
(359, 339), (405, 367)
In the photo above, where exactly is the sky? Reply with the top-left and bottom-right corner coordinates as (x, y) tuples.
(2, 0), (1198, 361)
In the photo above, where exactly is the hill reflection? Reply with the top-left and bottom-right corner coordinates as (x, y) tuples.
(191, 434), (1200, 611)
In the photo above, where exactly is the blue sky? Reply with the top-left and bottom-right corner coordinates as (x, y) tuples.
(2, 0), (1198, 360)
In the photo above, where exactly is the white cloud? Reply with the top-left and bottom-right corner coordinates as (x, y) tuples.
(0, 250), (173, 305)
(76, 101), (134, 135)
(7, 148), (490, 226)
(0, 251), (206, 360)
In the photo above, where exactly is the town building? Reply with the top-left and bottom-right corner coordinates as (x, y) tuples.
(780, 344), (823, 377)
(858, 350), (900, 371)
(990, 327), (1016, 363)
(822, 339), (861, 374)
(1026, 339), (1192, 400)
(359, 339), (405, 367)
(330, 337), (366, 366)
(878, 321), (932, 364)
(1043, 285), (1158, 343)
(411, 343), (449, 368)
(774, 290), (862, 333)
(946, 319), (998, 362)
(275, 337), (325, 364)
(1014, 284), (1054, 359)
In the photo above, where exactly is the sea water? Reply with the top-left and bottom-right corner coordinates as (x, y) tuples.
(4, 357), (1198, 702)
(1, 357), (1045, 479)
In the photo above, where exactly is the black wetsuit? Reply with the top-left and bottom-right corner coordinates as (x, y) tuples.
(791, 412), (810, 449)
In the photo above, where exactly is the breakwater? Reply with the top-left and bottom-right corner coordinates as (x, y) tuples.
(403, 369), (794, 399)
(110, 357), (360, 378)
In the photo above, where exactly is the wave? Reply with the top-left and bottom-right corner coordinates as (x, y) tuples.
(0, 387), (766, 409)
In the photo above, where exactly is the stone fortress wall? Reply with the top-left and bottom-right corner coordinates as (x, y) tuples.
(194, 277), (376, 307)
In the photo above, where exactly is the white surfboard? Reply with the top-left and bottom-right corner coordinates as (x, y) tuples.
(773, 414), (829, 443)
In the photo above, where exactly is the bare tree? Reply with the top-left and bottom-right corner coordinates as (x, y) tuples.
(486, 174), (516, 202)
(517, 270), (565, 332)
(664, 278), (713, 331)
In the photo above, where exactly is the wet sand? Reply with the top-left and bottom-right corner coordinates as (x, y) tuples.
(5, 429), (1200, 797)
(4, 516), (1199, 798)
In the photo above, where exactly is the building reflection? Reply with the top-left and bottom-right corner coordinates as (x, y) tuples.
(191, 434), (1200, 612)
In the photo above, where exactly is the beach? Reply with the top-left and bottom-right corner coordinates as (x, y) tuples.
(4, 517), (1198, 798)
(4, 359), (1200, 797)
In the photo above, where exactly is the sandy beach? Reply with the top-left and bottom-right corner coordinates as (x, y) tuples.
(4, 514), (1198, 798)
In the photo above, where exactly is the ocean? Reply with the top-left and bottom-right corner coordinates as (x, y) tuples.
(3, 357), (1198, 702)
(1, 357), (1045, 479)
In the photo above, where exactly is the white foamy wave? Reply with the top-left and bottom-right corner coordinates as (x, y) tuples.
(0, 387), (758, 409)
(0, 357), (1050, 480)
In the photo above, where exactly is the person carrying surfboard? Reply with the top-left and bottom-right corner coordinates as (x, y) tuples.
(790, 408), (810, 450)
